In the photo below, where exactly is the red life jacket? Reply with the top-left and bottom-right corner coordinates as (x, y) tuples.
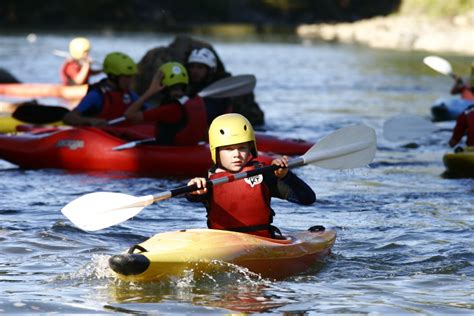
(208, 164), (274, 238)
(94, 84), (133, 121)
(173, 96), (208, 145)
(466, 106), (474, 146)
(156, 95), (208, 145)
(451, 105), (474, 146)
(60, 59), (90, 85)
(461, 86), (474, 100)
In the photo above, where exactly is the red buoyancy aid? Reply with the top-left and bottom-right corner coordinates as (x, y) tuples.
(96, 89), (134, 121)
(465, 106), (474, 146)
(461, 86), (474, 100)
(451, 105), (474, 146)
(60, 60), (91, 85)
(208, 165), (274, 238)
(172, 96), (208, 145)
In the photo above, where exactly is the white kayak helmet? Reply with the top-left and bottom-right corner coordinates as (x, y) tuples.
(188, 48), (217, 69)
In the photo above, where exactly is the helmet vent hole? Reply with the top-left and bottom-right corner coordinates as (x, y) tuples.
(219, 129), (225, 135)
(244, 125), (247, 131)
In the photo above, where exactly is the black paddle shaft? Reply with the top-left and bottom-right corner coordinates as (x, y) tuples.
(165, 157), (306, 199)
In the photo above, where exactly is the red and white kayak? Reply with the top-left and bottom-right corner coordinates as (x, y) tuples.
(0, 127), (281, 177)
(0, 83), (87, 100)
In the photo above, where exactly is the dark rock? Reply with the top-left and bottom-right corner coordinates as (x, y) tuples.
(134, 35), (265, 126)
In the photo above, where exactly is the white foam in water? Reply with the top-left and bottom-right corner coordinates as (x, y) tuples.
(56, 254), (115, 282)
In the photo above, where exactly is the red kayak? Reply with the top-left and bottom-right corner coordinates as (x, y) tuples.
(256, 132), (312, 155)
(0, 127), (300, 177)
(13, 124), (314, 156)
(0, 83), (87, 100)
(99, 126), (313, 156)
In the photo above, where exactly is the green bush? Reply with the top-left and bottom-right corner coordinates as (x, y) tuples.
(399, 0), (473, 17)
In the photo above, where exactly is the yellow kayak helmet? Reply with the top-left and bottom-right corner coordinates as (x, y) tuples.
(69, 37), (91, 60)
(159, 62), (189, 87)
(208, 113), (257, 163)
(103, 52), (138, 76)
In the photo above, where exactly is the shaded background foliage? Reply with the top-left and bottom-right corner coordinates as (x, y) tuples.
(0, 0), (402, 31)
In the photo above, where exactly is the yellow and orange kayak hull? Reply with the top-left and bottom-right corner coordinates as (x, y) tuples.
(109, 228), (336, 282)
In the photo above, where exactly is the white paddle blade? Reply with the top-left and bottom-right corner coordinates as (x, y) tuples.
(303, 125), (376, 169)
(383, 114), (437, 142)
(61, 192), (154, 231)
(423, 56), (452, 76)
(199, 74), (256, 98)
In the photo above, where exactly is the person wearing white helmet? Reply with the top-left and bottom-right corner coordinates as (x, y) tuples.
(60, 37), (101, 85)
(187, 48), (217, 90)
(186, 47), (233, 125)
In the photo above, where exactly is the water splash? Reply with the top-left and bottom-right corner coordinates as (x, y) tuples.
(56, 254), (114, 282)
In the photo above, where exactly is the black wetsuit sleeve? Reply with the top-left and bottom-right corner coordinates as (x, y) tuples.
(265, 171), (316, 205)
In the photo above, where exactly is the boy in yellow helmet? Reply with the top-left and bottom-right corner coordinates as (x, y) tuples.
(124, 62), (208, 145)
(60, 37), (102, 85)
(187, 113), (316, 239)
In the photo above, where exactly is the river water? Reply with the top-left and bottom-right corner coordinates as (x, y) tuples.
(0, 32), (473, 314)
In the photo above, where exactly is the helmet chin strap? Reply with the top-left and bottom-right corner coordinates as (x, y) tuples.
(106, 75), (120, 90)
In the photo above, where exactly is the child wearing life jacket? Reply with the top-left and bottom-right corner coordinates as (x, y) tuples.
(450, 62), (474, 100)
(63, 52), (140, 127)
(186, 113), (316, 239)
(449, 105), (474, 148)
(124, 62), (207, 145)
(60, 37), (102, 86)
(186, 48), (232, 125)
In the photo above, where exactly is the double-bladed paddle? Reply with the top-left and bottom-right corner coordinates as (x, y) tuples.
(12, 74), (256, 125)
(423, 56), (458, 80)
(52, 49), (102, 66)
(61, 124), (377, 231)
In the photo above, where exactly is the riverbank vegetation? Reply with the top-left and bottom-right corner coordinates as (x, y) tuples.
(397, 0), (473, 18)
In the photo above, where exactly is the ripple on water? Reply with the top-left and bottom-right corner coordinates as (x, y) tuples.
(1, 36), (473, 314)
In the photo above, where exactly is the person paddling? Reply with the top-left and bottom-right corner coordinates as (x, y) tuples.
(450, 62), (474, 100)
(63, 52), (141, 127)
(186, 48), (233, 125)
(60, 37), (102, 86)
(186, 113), (316, 239)
(449, 104), (474, 148)
(124, 61), (208, 145)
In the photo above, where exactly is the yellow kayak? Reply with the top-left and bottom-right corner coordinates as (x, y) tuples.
(0, 114), (62, 133)
(109, 228), (336, 282)
(0, 115), (25, 133)
(443, 147), (474, 178)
